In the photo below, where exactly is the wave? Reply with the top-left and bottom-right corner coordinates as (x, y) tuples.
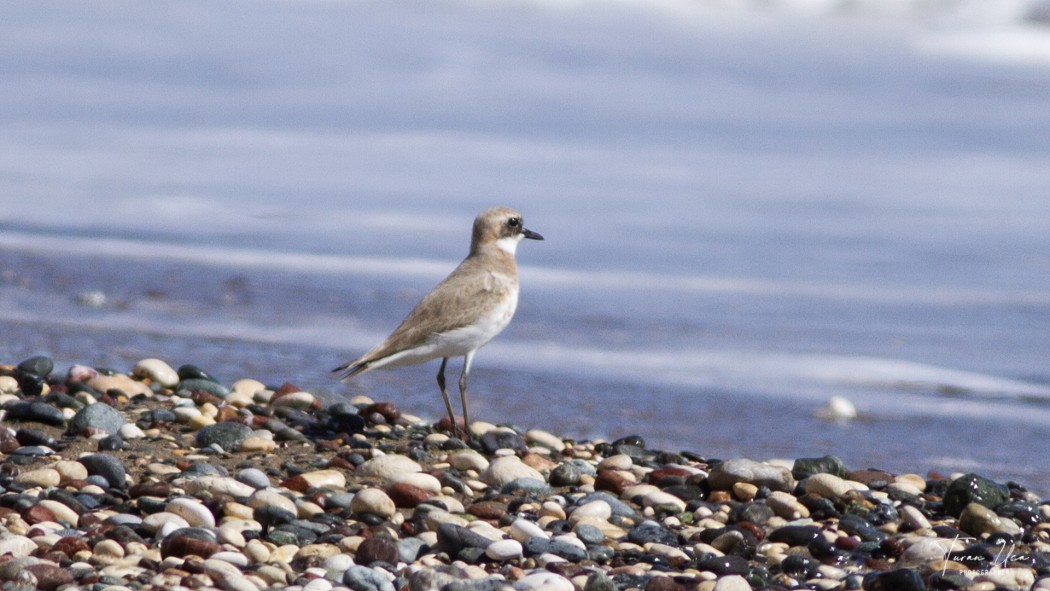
(4, 230), (1049, 308)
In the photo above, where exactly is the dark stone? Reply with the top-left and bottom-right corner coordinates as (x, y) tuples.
(865, 502), (900, 526)
(14, 428), (57, 447)
(550, 462), (585, 487)
(140, 408), (178, 425)
(178, 378), (230, 398)
(574, 524), (605, 545)
(926, 570), (973, 590)
(588, 545), (615, 562)
(160, 528), (220, 558)
(479, 430), (527, 454)
(357, 537), (400, 566)
(326, 405), (367, 435)
(68, 402), (126, 436)
(798, 494), (839, 519)
(612, 434), (646, 448)
(628, 521), (678, 546)
(696, 554), (750, 577)
(862, 568), (926, 591)
(943, 473), (1009, 516)
(522, 536), (588, 562)
(98, 434), (125, 451)
(436, 523), (493, 556)
(662, 485), (706, 502)
(195, 422), (253, 451)
(780, 554), (819, 578)
(735, 502), (776, 525)
(17, 356), (54, 378)
(254, 505), (297, 529)
(25, 563), (73, 591)
(78, 453), (127, 489)
(644, 576), (685, 591)
(584, 571), (617, 591)
(177, 365), (217, 382)
(996, 500), (1042, 526)
(15, 372), (48, 397)
(839, 514), (887, 543)
(793, 455), (847, 480)
(764, 524), (818, 550)
(4, 401), (66, 426)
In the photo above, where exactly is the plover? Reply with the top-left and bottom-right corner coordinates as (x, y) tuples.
(334, 207), (543, 438)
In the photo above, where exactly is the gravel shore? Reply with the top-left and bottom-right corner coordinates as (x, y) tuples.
(0, 356), (1048, 591)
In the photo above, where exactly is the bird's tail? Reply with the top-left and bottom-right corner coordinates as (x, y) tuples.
(332, 358), (371, 382)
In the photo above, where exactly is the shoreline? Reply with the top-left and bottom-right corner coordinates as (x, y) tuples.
(0, 355), (1048, 591)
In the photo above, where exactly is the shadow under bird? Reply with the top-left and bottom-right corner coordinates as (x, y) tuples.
(333, 207), (543, 438)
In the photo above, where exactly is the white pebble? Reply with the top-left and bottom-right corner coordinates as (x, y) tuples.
(570, 500), (612, 522)
(356, 454), (422, 481)
(141, 512), (190, 535)
(118, 423), (147, 439)
(803, 473), (863, 500)
(297, 469), (347, 489)
(485, 538), (524, 561)
(271, 390), (317, 409)
(598, 454), (633, 471)
(449, 450), (489, 472)
(899, 505), (931, 530)
(713, 574), (751, 591)
(526, 429), (566, 451)
(248, 488), (297, 514)
(166, 497), (216, 528)
(509, 518), (549, 542)
(481, 456), (544, 486)
(181, 475), (257, 498)
(132, 358), (180, 388)
(388, 471), (442, 494)
(516, 572), (574, 591)
(350, 488), (396, 518)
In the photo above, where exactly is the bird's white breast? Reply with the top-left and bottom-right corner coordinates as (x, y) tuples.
(434, 275), (518, 356)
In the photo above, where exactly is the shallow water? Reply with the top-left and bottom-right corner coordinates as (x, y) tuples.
(2, 0), (1050, 493)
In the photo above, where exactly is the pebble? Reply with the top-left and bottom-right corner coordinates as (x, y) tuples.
(78, 453), (127, 489)
(195, 421), (254, 451)
(803, 472), (861, 500)
(15, 467), (61, 488)
(351, 488), (397, 518)
(68, 402), (127, 435)
(236, 467), (272, 489)
(0, 355), (1047, 591)
(357, 454), (423, 481)
(485, 538), (524, 561)
(712, 575), (751, 591)
(166, 497), (217, 528)
(708, 458), (796, 492)
(481, 456), (545, 486)
(131, 358), (180, 388)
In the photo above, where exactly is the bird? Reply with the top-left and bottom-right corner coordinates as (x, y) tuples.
(333, 207), (543, 439)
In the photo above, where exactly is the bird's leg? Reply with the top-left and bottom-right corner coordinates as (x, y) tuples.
(437, 358), (459, 438)
(459, 352), (475, 441)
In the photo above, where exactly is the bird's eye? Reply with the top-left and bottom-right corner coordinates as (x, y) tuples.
(507, 217), (521, 228)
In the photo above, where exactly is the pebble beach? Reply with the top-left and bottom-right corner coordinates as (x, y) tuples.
(0, 355), (1047, 591)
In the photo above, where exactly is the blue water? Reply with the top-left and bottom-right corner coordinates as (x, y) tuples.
(2, 0), (1049, 493)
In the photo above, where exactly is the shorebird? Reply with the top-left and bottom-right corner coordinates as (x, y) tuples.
(333, 207), (543, 438)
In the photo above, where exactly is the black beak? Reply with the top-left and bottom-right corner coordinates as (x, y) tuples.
(523, 228), (544, 241)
